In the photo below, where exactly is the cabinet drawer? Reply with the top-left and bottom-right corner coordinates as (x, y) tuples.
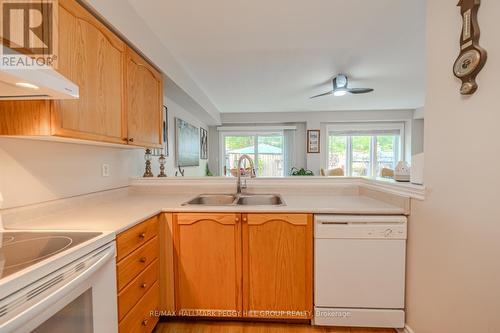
(117, 236), (159, 291)
(117, 216), (158, 261)
(119, 282), (160, 333)
(118, 259), (159, 321)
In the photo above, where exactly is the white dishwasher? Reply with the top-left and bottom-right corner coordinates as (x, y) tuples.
(314, 215), (407, 328)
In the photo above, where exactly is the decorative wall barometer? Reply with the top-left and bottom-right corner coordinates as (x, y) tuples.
(453, 0), (487, 95)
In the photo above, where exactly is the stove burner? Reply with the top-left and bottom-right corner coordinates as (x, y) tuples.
(2, 236), (15, 244)
(0, 231), (101, 280)
(3, 236), (73, 270)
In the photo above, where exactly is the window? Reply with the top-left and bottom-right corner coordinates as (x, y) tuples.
(221, 132), (285, 177)
(326, 123), (403, 177)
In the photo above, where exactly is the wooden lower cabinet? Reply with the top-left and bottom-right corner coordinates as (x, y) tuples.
(118, 282), (160, 333)
(172, 212), (313, 320)
(242, 213), (313, 319)
(117, 218), (160, 333)
(173, 213), (242, 317)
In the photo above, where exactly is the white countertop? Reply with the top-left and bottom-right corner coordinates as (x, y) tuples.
(2, 186), (408, 235)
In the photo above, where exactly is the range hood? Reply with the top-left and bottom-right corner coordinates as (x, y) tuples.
(0, 66), (79, 100)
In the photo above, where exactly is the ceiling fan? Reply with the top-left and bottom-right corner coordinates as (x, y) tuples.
(310, 74), (374, 98)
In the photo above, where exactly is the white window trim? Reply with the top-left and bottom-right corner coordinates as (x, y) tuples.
(217, 125), (296, 132)
(219, 130), (284, 176)
(325, 122), (405, 177)
(326, 122), (405, 135)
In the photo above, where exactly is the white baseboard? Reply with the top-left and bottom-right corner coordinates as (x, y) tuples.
(396, 324), (415, 333)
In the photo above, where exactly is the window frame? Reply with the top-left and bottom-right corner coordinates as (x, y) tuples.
(219, 130), (285, 177)
(325, 122), (405, 177)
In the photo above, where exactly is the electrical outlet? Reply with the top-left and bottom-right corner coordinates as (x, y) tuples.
(101, 164), (110, 177)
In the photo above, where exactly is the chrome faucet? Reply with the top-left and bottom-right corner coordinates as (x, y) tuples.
(236, 154), (256, 194)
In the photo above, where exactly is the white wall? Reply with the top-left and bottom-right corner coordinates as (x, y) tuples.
(82, 0), (221, 124)
(411, 118), (424, 155)
(0, 81), (211, 209)
(0, 138), (140, 209)
(144, 97), (209, 177)
(405, 1), (500, 333)
(219, 109), (416, 175)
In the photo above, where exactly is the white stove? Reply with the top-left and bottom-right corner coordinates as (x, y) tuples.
(0, 231), (102, 279)
(0, 230), (117, 333)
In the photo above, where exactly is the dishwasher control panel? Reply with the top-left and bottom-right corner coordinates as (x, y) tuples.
(314, 215), (407, 240)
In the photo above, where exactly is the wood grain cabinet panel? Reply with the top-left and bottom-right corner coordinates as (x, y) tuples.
(0, 101), (52, 135)
(118, 259), (159, 321)
(242, 213), (313, 319)
(173, 213), (242, 316)
(117, 216), (159, 261)
(119, 282), (160, 333)
(116, 217), (160, 333)
(125, 47), (163, 148)
(159, 213), (175, 312)
(0, 0), (164, 148)
(117, 236), (159, 291)
(53, 0), (126, 143)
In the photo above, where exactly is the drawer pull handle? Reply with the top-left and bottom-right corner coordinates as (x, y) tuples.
(129, 138), (135, 143)
(139, 257), (147, 263)
(142, 319), (148, 326)
(141, 282), (147, 289)
(139, 232), (146, 239)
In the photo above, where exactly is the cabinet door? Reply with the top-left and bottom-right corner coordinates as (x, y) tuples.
(173, 213), (242, 317)
(125, 47), (163, 147)
(53, 0), (127, 144)
(242, 213), (313, 319)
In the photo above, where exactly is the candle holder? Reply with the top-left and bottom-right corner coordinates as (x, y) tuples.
(143, 149), (154, 177)
(158, 154), (167, 177)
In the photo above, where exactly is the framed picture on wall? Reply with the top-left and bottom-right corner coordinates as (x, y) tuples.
(200, 127), (208, 160)
(152, 105), (169, 157)
(307, 129), (320, 153)
(175, 117), (200, 167)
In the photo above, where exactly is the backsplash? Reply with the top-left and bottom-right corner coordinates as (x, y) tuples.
(0, 138), (142, 209)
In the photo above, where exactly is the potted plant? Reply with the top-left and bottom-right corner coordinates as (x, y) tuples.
(290, 167), (314, 176)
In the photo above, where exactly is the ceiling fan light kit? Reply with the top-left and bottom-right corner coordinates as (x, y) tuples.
(310, 74), (373, 99)
(333, 89), (347, 97)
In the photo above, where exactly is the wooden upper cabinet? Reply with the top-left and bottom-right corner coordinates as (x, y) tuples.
(125, 47), (163, 147)
(173, 213), (242, 316)
(0, 0), (164, 148)
(53, 0), (127, 144)
(242, 213), (313, 319)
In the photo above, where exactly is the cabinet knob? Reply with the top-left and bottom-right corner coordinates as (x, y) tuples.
(235, 217), (239, 222)
(139, 257), (147, 263)
(121, 137), (128, 142)
(141, 319), (148, 326)
(129, 138), (134, 142)
(141, 282), (147, 289)
(242, 217), (247, 222)
(139, 232), (146, 239)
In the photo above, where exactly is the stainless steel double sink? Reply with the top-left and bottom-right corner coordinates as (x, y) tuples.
(182, 193), (285, 206)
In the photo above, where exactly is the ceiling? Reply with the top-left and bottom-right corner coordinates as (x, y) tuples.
(128, 0), (425, 113)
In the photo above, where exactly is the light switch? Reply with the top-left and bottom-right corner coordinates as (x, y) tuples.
(102, 164), (110, 177)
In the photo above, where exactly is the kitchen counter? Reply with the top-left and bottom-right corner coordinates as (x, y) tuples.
(1, 181), (409, 235)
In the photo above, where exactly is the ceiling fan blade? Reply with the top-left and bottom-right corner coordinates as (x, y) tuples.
(310, 91), (333, 99)
(348, 88), (374, 94)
